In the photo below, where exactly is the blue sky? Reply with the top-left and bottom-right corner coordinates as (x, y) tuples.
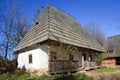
(0, 0), (120, 38)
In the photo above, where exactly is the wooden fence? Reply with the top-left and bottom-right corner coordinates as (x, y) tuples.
(84, 61), (99, 70)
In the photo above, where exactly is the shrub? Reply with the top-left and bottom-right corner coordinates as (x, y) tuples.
(2, 59), (17, 73)
(0, 56), (3, 69)
(0, 58), (17, 74)
(95, 53), (106, 66)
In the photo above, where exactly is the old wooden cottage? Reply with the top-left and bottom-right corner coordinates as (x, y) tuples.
(14, 4), (105, 74)
(104, 35), (120, 65)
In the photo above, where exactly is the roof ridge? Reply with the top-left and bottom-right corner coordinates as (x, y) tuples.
(47, 4), (77, 20)
(108, 34), (120, 39)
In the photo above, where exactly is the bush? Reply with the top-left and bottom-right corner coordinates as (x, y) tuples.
(4, 59), (17, 73)
(0, 56), (3, 66)
(0, 59), (17, 74)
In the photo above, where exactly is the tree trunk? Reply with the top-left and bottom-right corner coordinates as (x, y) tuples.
(5, 40), (9, 59)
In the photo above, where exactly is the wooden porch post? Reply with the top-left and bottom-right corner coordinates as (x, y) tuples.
(82, 55), (84, 69)
(88, 56), (91, 61)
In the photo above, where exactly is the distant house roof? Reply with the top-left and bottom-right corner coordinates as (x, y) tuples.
(14, 4), (105, 53)
(104, 35), (120, 57)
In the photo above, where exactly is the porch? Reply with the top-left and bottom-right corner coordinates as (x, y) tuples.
(48, 60), (99, 74)
(47, 44), (100, 74)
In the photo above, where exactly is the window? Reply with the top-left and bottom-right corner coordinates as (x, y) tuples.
(29, 54), (32, 64)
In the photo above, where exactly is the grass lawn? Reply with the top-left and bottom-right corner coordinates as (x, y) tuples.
(0, 72), (92, 80)
(92, 67), (120, 73)
(1, 67), (120, 80)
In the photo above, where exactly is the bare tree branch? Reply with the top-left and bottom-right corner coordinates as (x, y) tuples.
(0, 0), (29, 59)
(84, 22), (105, 46)
(33, 5), (44, 21)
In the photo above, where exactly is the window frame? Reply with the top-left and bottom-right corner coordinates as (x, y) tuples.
(29, 54), (32, 64)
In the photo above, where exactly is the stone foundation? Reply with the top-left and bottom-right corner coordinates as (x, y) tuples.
(26, 68), (48, 76)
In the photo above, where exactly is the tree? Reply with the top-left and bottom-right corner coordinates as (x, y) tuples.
(33, 5), (44, 21)
(84, 22), (105, 46)
(111, 17), (120, 30)
(0, 0), (28, 59)
(0, 3), (16, 59)
(95, 53), (106, 65)
(12, 12), (28, 47)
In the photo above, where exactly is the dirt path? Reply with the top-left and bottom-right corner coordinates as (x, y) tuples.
(86, 71), (120, 80)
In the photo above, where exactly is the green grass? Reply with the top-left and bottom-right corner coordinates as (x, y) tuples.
(0, 73), (31, 80)
(1, 67), (120, 80)
(92, 67), (120, 73)
(0, 73), (92, 80)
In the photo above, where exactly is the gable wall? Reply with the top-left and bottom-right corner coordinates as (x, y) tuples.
(17, 45), (48, 69)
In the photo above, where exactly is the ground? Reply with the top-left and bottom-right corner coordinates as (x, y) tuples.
(86, 69), (120, 80)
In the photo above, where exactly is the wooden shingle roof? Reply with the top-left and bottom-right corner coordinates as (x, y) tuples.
(15, 4), (105, 52)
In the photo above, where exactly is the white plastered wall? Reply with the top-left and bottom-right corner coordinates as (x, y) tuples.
(17, 45), (48, 69)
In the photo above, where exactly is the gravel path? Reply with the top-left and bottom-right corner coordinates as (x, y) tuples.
(86, 71), (120, 80)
